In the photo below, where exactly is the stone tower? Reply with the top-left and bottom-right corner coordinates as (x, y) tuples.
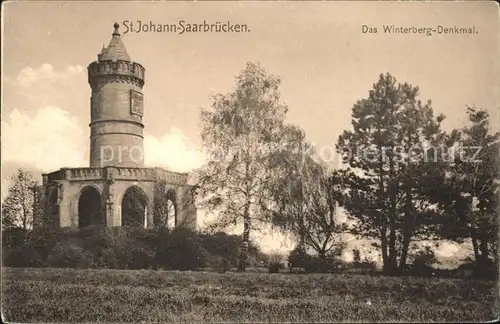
(34, 23), (197, 230)
(88, 23), (146, 168)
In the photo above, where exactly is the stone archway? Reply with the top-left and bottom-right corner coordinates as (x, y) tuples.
(159, 189), (177, 229)
(78, 186), (104, 228)
(121, 185), (148, 227)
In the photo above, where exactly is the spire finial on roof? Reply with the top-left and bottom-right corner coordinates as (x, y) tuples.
(96, 23), (131, 61)
(113, 23), (120, 36)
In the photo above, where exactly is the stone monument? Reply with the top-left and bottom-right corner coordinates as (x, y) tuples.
(33, 23), (197, 230)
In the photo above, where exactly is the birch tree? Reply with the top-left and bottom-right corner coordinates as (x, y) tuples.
(198, 62), (288, 271)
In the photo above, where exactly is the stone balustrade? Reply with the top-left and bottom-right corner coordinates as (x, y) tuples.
(69, 168), (103, 180)
(45, 167), (188, 185)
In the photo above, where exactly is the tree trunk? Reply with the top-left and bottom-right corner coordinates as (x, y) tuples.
(238, 204), (251, 272)
(399, 234), (411, 272)
(152, 235), (162, 270)
(470, 228), (481, 267)
(479, 236), (489, 265)
(399, 191), (413, 272)
(387, 221), (398, 275)
(22, 213), (28, 245)
(152, 252), (159, 270)
(380, 228), (392, 274)
(318, 250), (328, 272)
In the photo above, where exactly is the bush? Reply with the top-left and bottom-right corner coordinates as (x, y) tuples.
(408, 247), (439, 277)
(304, 255), (345, 273)
(76, 227), (154, 269)
(3, 245), (44, 267)
(2, 227), (269, 272)
(288, 247), (309, 269)
(200, 232), (240, 271)
(2, 227), (28, 248)
(353, 248), (361, 264)
(47, 240), (94, 268)
(350, 255), (378, 272)
(455, 259), (497, 280)
(29, 228), (70, 262)
(157, 228), (208, 270)
(124, 240), (154, 270)
(268, 251), (285, 273)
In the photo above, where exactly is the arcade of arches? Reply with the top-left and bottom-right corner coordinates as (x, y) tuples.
(77, 185), (178, 229)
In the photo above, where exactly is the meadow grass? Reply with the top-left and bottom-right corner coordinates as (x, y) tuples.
(2, 267), (498, 322)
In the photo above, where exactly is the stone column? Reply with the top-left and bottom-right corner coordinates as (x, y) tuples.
(146, 197), (154, 229)
(59, 181), (74, 228)
(105, 170), (117, 226)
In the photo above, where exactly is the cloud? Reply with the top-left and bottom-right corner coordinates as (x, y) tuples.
(1, 106), (87, 172)
(2, 107), (206, 174)
(14, 64), (84, 87)
(144, 127), (206, 173)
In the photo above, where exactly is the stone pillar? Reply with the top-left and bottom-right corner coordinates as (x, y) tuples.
(176, 185), (197, 230)
(146, 197), (154, 229)
(59, 181), (74, 228)
(105, 170), (117, 227)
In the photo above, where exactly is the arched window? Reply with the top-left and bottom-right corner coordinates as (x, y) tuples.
(162, 198), (176, 229)
(158, 190), (177, 229)
(78, 186), (104, 228)
(121, 186), (148, 227)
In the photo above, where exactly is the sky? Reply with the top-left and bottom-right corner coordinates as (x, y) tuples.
(1, 1), (499, 266)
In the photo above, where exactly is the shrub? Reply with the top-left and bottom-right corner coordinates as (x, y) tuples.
(2, 227), (28, 248)
(157, 228), (208, 270)
(2, 227), (269, 272)
(3, 245), (44, 267)
(124, 240), (154, 270)
(412, 247), (438, 268)
(79, 227), (154, 269)
(302, 255), (345, 273)
(47, 240), (94, 268)
(408, 247), (439, 277)
(288, 246), (309, 269)
(268, 251), (284, 273)
(204, 255), (230, 273)
(353, 248), (361, 264)
(349, 256), (378, 274)
(28, 227), (70, 262)
(200, 232), (240, 271)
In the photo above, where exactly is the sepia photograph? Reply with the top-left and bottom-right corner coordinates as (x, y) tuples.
(1, 0), (499, 322)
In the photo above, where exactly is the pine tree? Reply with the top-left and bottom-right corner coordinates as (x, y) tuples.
(335, 73), (446, 274)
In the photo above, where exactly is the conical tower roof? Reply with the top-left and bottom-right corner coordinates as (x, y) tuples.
(98, 23), (131, 62)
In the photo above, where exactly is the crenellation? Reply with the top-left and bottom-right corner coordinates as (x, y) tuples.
(88, 61), (145, 89)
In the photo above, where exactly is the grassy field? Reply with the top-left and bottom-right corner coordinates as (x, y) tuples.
(2, 267), (498, 322)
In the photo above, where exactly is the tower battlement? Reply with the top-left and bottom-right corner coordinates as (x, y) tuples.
(88, 60), (145, 89)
